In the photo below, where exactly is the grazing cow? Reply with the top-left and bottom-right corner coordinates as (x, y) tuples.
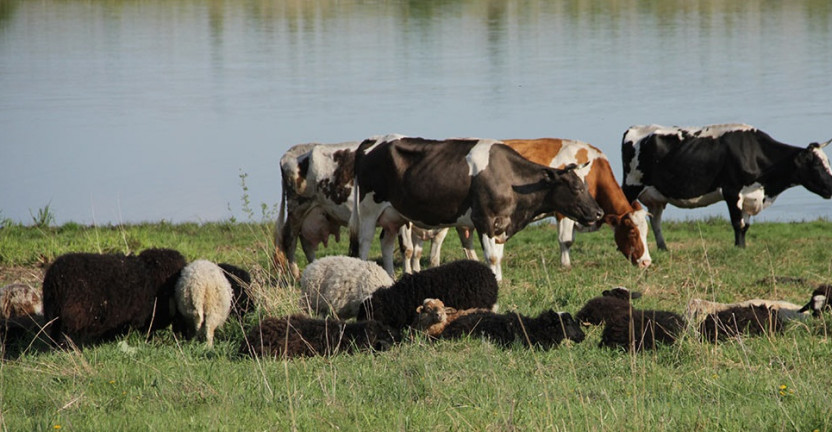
(273, 141), (360, 278)
(349, 135), (604, 281)
(503, 139), (651, 268)
(622, 124), (832, 249)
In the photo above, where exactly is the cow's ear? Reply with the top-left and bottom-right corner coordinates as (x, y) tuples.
(630, 201), (643, 211)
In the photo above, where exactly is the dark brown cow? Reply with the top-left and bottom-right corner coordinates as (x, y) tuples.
(348, 135), (604, 281)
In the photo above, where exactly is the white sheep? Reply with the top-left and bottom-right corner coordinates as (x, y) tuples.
(299, 255), (394, 319)
(174, 260), (233, 348)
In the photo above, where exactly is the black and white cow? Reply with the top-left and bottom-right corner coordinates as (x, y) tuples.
(622, 124), (832, 249)
(349, 134), (604, 281)
(273, 141), (359, 278)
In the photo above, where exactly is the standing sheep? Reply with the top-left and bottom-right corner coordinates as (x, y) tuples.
(356, 260), (499, 330)
(174, 260), (233, 348)
(439, 309), (585, 348)
(239, 314), (399, 359)
(299, 256), (394, 319)
(699, 305), (783, 343)
(42, 248), (186, 346)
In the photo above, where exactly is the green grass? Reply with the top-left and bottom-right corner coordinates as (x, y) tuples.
(2, 218), (832, 430)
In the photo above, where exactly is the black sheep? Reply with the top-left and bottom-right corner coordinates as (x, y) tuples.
(575, 287), (641, 325)
(699, 304), (783, 343)
(239, 314), (398, 359)
(439, 309), (585, 349)
(797, 284), (832, 317)
(42, 248), (186, 346)
(356, 260), (498, 330)
(218, 263), (253, 317)
(599, 309), (685, 352)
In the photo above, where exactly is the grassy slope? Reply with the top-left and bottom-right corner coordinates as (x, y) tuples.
(1, 219), (831, 431)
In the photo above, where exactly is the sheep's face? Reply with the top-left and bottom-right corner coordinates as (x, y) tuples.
(415, 298), (448, 329)
(555, 312), (586, 343)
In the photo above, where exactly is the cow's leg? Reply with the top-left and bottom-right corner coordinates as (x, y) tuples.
(557, 216), (576, 268)
(412, 234), (424, 273)
(398, 224), (414, 274)
(724, 193), (747, 248)
(646, 203), (668, 251)
(428, 228), (450, 268)
(377, 207), (406, 277)
(480, 234), (503, 282)
(281, 216), (304, 279)
(457, 227), (479, 260)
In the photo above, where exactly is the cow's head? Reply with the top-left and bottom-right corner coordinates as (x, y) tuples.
(793, 139), (832, 199)
(604, 201), (652, 268)
(540, 163), (604, 225)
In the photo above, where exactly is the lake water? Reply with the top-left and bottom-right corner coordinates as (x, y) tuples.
(2, 0), (831, 226)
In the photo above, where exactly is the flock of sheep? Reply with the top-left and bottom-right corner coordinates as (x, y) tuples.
(2, 240), (831, 358)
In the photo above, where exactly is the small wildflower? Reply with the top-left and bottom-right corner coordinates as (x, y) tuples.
(779, 384), (787, 390)
(712, 374), (718, 379)
(109, 380), (116, 384)
(53, 425), (61, 430)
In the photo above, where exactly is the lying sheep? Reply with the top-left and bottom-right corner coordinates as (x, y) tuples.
(42, 248), (186, 346)
(699, 305), (783, 342)
(438, 309), (585, 348)
(356, 260), (498, 330)
(1, 283), (44, 343)
(239, 314), (398, 359)
(599, 309), (686, 352)
(413, 298), (491, 337)
(687, 298), (805, 323)
(797, 284), (832, 317)
(575, 287), (642, 325)
(218, 263), (253, 317)
(299, 256), (394, 319)
(174, 260), (233, 348)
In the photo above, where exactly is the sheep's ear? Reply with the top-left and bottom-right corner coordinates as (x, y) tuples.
(444, 307), (458, 314)
(416, 305), (424, 313)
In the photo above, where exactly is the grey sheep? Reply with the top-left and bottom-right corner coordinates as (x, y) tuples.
(299, 255), (393, 319)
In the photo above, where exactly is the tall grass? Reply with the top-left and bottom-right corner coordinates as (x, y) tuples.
(1, 219), (831, 430)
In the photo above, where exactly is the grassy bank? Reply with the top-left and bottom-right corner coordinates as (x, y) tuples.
(1, 219), (831, 430)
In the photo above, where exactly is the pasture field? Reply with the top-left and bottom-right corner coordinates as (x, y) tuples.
(1, 219), (831, 431)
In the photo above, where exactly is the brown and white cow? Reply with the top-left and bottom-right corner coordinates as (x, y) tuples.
(503, 139), (652, 268)
(348, 135), (604, 281)
(273, 141), (359, 278)
(403, 139), (652, 269)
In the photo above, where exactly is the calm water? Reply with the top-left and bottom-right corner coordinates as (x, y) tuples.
(2, 0), (831, 225)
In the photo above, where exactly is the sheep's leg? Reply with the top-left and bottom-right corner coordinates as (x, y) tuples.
(557, 216), (575, 268)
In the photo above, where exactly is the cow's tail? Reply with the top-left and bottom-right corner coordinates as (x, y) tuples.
(272, 171), (290, 273)
(348, 176), (361, 258)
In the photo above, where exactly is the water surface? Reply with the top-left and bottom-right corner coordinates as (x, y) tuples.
(2, 0), (831, 225)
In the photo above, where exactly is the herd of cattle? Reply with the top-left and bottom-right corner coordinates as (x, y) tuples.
(273, 123), (832, 280)
(2, 123), (832, 358)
